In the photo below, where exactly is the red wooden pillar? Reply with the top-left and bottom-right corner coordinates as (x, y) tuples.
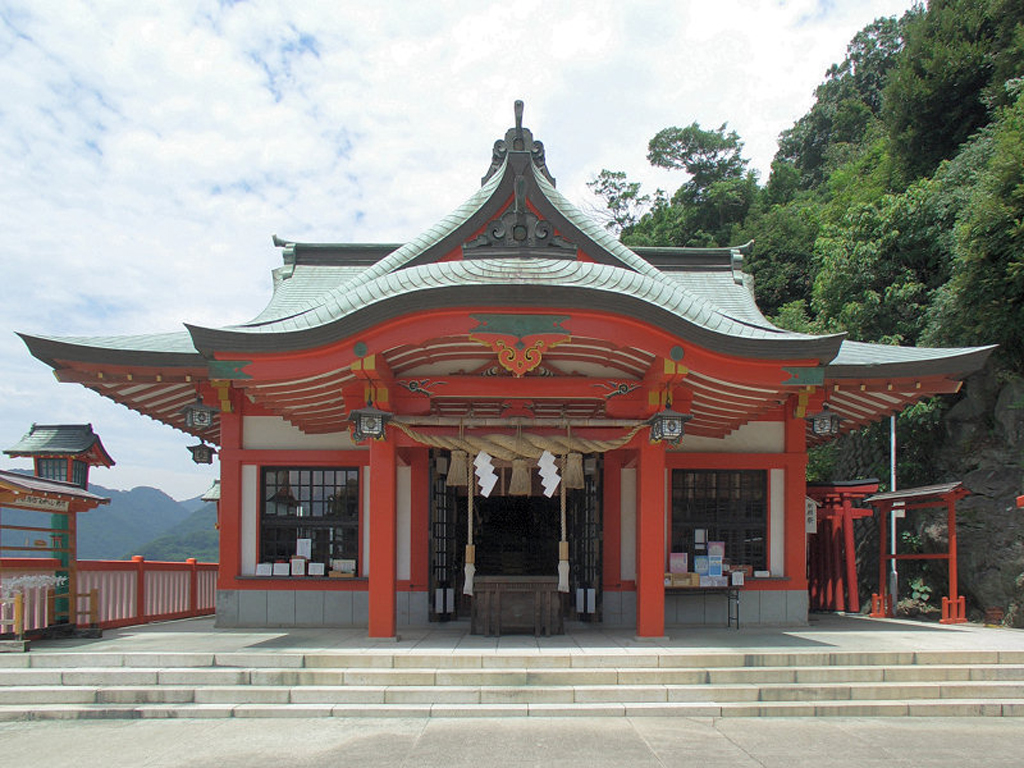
(635, 439), (666, 637)
(132, 555), (146, 621)
(832, 517), (846, 611)
(408, 447), (430, 590)
(841, 499), (860, 613)
(602, 450), (623, 589)
(871, 503), (892, 617)
(187, 558), (199, 616)
(822, 518), (834, 609)
(941, 494), (966, 623)
(784, 407), (808, 590)
(217, 403), (243, 590)
(368, 437), (397, 638)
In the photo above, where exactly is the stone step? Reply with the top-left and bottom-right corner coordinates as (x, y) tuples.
(4, 646), (1023, 719)
(4, 663), (1024, 688)
(1, 698), (1022, 721)
(4, 680), (1024, 707)
(8, 649), (1024, 671)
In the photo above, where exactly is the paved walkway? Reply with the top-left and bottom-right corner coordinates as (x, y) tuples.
(18, 611), (1024, 656)
(2, 715), (1022, 767)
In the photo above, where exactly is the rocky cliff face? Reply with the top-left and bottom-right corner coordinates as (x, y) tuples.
(937, 368), (1024, 625)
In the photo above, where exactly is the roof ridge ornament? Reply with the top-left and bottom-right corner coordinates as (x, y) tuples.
(481, 100), (556, 187)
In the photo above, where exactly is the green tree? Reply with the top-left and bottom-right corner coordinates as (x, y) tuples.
(928, 85), (1024, 365)
(883, 0), (1024, 181)
(776, 13), (910, 189)
(811, 169), (963, 345)
(647, 122), (746, 198)
(739, 197), (821, 318)
(586, 169), (652, 234)
(621, 122), (756, 248)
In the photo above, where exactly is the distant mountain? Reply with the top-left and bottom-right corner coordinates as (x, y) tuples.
(0, 480), (213, 562)
(131, 503), (218, 562)
(78, 484), (193, 559)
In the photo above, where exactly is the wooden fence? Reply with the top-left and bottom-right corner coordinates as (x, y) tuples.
(1, 556), (217, 636)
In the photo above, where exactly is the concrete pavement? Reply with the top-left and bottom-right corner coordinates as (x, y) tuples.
(17, 611), (1024, 657)
(2, 716), (1022, 767)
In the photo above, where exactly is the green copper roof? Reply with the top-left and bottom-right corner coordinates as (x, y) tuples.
(826, 340), (997, 378)
(5, 423), (115, 466)
(187, 256), (843, 361)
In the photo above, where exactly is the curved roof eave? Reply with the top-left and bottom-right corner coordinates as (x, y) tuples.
(18, 331), (205, 369)
(185, 258), (846, 362)
(824, 341), (997, 380)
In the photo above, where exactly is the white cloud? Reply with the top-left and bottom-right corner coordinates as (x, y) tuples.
(1, 0), (918, 497)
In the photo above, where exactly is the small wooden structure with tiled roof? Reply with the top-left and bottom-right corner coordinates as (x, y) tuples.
(864, 482), (971, 624)
(17, 103), (994, 637)
(0, 467), (109, 633)
(806, 480), (879, 614)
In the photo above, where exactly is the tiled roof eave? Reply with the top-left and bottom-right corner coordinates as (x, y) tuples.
(825, 345), (997, 380)
(19, 333), (207, 370)
(186, 282), (845, 362)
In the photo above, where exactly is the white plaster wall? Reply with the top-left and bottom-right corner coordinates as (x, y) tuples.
(620, 467), (637, 582)
(241, 464), (258, 576)
(674, 422), (785, 454)
(242, 415), (360, 451)
(770, 468), (785, 576)
(396, 465), (411, 581)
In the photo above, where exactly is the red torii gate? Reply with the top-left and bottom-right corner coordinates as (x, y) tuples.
(806, 480), (878, 614)
(864, 482), (970, 624)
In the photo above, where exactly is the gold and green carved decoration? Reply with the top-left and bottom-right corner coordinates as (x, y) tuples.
(782, 367), (825, 386)
(468, 314), (570, 378)
(207, 360), (252, 379)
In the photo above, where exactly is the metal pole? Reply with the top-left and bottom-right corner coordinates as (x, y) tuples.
(889, 415), (898, 604)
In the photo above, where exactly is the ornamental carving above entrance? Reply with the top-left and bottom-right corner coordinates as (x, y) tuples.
(468, 314), (571, 377)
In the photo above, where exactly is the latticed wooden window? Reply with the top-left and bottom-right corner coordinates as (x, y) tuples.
(36, 458), (67, 482)
(670, 469), (767, 570)
(259, 467), (360, 571)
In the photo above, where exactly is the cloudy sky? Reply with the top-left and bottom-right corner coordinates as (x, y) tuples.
(1, 0), (918, 500)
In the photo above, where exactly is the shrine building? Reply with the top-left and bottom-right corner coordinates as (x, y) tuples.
(18, 103), (994, 638)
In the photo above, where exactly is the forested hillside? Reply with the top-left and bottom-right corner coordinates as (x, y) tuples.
(592, 0), (1024, 624)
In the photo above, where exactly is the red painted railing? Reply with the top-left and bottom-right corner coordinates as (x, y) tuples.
(0, 557), (217, 634)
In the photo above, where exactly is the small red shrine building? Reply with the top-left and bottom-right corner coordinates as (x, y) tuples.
(18, 104), (994, 637)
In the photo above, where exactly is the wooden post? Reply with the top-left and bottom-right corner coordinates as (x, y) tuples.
(842, 498), (860, 613)
(635, 439), (665, 638)
(783, 404), (808, 590)
(602, 450), (623, 590)
(187, 558), (198, 616)
(217, 405), (243, 590)
(941, 495), (966, 624)
(368, 437), (397, 638)
(132, 555), (146, 622)
(408, 448), (430, 590)
(14, 592), (24, 639)
(871, 504), (891, 617)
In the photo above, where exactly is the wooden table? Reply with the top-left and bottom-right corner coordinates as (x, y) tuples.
(665, 585), (741, 628)
(471, 575), (564, 636)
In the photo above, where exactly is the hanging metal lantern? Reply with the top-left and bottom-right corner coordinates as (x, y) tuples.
(349, 405), (392, 442)
(181, 396), (219, 430)
(808, 404), (842, 437)
(648, 407), (692, 445)
(187, 442), (217, 464)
